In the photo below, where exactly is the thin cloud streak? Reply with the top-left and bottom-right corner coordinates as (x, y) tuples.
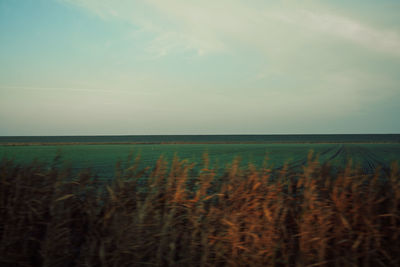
(0, 85), (145, 94)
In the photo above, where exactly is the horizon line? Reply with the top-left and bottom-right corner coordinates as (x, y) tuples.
(1, 133), (400, 137)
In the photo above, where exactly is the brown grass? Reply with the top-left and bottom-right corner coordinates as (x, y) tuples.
(0, 152), (399, 266)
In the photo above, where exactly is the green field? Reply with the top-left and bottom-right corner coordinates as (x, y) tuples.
(1, 143), (399, 177)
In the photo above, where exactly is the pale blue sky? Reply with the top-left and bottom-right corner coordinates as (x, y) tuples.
(1, 0), (400, 135)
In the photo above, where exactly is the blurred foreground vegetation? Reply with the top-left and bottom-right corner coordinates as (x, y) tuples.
(0, 153), (399, 266)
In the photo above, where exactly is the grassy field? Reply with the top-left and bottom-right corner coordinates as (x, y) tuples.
(0, 153), (399, 266)
(1, 143), (400, 178)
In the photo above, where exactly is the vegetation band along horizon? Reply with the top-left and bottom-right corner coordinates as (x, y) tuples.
(0, 152), (399, 266)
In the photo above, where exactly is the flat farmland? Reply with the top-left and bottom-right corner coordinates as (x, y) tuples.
(1, 143), (399, 177)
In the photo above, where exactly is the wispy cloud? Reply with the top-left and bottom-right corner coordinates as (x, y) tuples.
(61, 0), (400, 58)
(59, 0), (400, 115)
(300, 10), (400, 56)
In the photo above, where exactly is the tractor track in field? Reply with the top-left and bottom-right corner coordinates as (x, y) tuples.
(277, 144), (393, 174)
(325, 145), (390, 174)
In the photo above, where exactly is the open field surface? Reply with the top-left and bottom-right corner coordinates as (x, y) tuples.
(1, 143), (400, 178)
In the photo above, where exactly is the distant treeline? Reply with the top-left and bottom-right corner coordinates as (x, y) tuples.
(0, 154), (399, 266)
(1, 134), (400, 145)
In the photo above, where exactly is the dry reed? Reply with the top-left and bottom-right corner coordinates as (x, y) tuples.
(0, 153), (399, 266)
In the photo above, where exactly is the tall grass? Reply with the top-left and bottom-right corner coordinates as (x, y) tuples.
(0, 153), (399, 266)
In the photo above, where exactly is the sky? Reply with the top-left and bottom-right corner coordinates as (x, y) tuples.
(1, 0), (400, 135)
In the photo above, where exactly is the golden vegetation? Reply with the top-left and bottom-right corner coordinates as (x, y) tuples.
(0, 152), (399, 266)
